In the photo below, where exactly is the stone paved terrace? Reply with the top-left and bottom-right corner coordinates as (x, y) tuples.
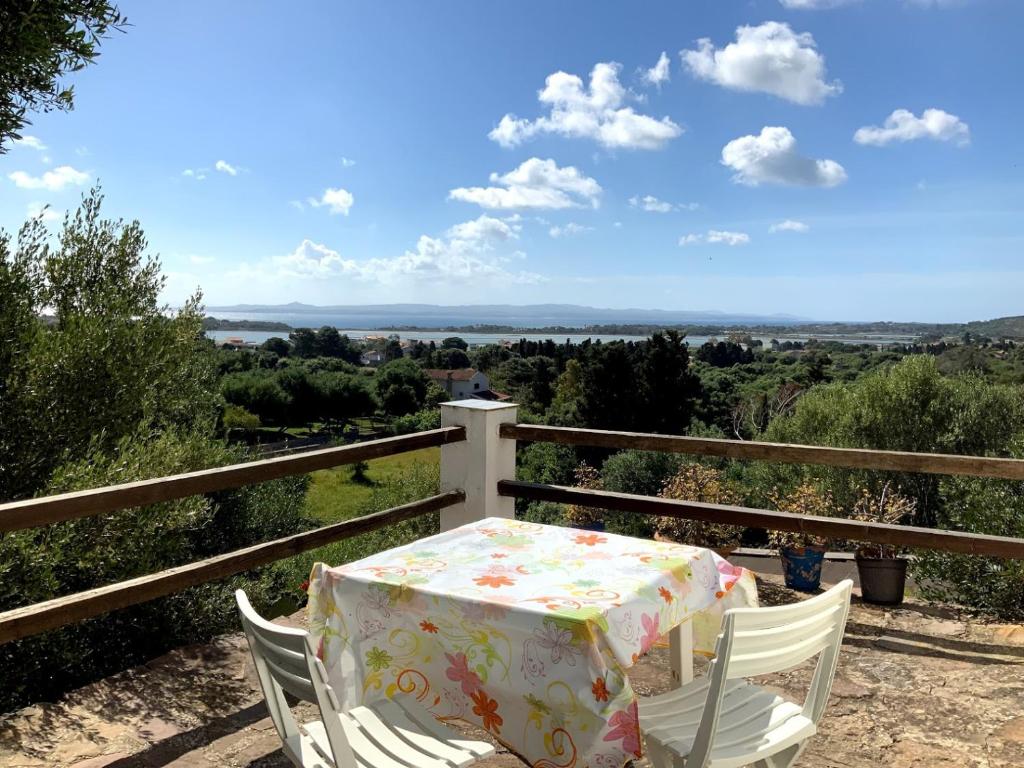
(2, 575), (1023, 768)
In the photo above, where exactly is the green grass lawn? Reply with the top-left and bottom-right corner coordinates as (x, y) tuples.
(303, 446), (440, 523)
(271, 445), (441, 600)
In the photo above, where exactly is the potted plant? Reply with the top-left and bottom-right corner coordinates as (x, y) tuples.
(769, 483), (837, 592)
(563, 463), (606, 532)
(850, 484), (915, 606)
(655, 464), (743, 558)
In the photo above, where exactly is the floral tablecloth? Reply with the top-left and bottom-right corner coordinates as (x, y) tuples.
(308, 517), (757, 768)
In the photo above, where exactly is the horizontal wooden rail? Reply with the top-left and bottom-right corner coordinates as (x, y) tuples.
(501, 424), (1024, 481)
(0, 490), (464, 645)
(498, 480), (1024, 560)
(0, 426), (465, 533)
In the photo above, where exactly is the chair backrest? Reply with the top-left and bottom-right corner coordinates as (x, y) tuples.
(687, 580), (853, 767)
(235, 589), (356, 767)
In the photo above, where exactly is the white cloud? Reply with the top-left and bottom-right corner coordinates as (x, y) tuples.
(628, 196), (699, 213)
(8, 165), (89, 191)
(12, 135), (46, 151)
(215, 160), (238, 176)
(234, 214), (543, 286)
(681, 22), (841, 105)
(449, 157), (602, 210)
(26, 202), (60, 222)
(770, 219), (810, 233)
(446, 214), (520, 242)
(722, 126), (847, 187)
(340, 157), (356, 167)
(854, 108), (970, 147)
(189, 254), (216, 265)
(307, 187), (355, 215)
(549, 222), (592, 238)
(489, 62), (682, 150)
(779, 0), (859, 8)
(679, 230), (751, 246)
(182, 168), (207, 180)
(642, 52), (671, 87)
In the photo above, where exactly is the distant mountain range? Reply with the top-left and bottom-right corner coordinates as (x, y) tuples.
(204, 302), (811, 327)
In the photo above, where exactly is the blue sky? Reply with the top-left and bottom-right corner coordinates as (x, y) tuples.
(1, 0), (1021, 322)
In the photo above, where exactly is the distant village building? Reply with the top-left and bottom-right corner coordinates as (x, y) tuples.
(217, 336), (258, 349)
(422, 368), (510, 402)
(360, 350), (385, 366)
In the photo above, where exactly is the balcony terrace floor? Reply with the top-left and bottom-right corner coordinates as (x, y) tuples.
(2, 574), (1023, 768)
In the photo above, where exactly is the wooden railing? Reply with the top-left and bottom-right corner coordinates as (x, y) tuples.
(498, 423), (1024, 560)
(0, 427), (466, 532)
(500, 424), (1024, 481)
(5, 403), (1024, 650)
(0, 427), (468, 645)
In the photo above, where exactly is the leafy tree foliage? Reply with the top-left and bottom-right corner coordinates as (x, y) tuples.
(375, 358), (429, 416)
(695, 340), (753, 367)
(289, 327), (318, 357)
(757, 356), (1024, 526)
(0, 189), (217, 501)
(0, 189), (312, 707)
(434, 347), (470, 368)
(260, 336), (290, 357)
(220, 366), (374, 427)
(1, 1), (126, 150)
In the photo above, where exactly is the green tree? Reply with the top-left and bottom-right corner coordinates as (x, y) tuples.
(221, 372), (291, 426)
(758, 356), (1024, 526)
(313, 372), (376, 425)
(289, 327), (318, 357)
(0, 188), (217, 501)
(639, 331), (700, 434)
(442, 336), (469, 351)
(434, 347), (470, 368)
(260, 336), (290, 357)
(376, 358), (429, 416)
(0, 190), (311, 708)
(1, 1), (127, 150)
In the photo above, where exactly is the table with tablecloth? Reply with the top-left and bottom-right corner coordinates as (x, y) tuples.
(307, 517), (757, 768)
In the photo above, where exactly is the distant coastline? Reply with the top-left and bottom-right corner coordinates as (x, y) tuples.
(202, 317), (293, 332)
(200, 304), (1024, 342)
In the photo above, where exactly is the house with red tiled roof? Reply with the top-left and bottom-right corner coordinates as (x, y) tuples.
(422, 368), (510, 402)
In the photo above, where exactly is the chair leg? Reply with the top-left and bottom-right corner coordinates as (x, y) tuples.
(757, 742), (806, 768)
(645, 737), (684, 768)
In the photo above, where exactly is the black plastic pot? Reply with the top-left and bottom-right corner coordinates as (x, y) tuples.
(856, 556), (908, 606)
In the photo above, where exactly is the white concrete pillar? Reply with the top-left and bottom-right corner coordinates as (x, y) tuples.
(439, 400), (518, 531)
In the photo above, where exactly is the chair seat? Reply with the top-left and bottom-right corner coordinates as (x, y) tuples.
(301, 697), (495, 768)
(639, 678), (816, 768)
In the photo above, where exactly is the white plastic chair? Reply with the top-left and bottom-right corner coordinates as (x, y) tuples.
(235, 589), (495, 768)
(639, 579), (853, 768)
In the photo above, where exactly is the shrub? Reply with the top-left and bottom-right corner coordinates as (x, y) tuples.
(223, 403), (261, 432)
(912, 472), (1024, 619)
(562, 463), (604, 529)
(767, 483), (837, 551)
(0, 430), (311, 711)
(656, 464), (743, 551)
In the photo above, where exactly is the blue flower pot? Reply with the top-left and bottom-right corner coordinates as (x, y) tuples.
(780, 546), (826, 592)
